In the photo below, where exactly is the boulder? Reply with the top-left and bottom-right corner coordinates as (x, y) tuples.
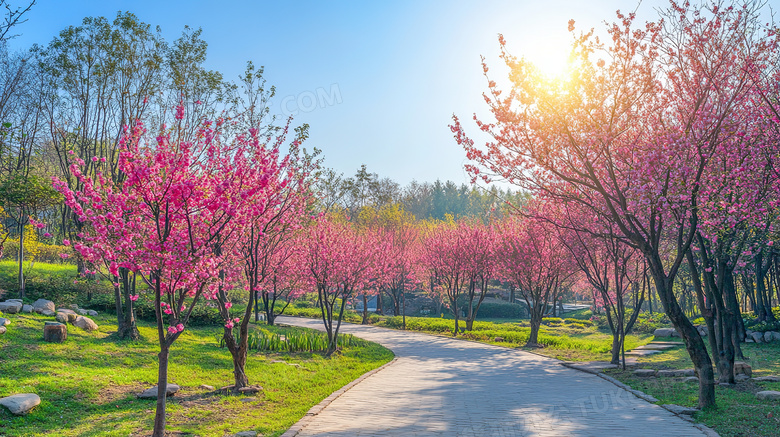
(772, 332), (780, 342)
(654, 328), (677, 338)
(55, 312), (69, 324)
(87, 310), (98, 316)
(0, 317), (9, 326)
(32, 299), (55, 313)
(233, 432), (258, 437)
(40, 309), (55, 316)
(68, 304), (79, 310)
(76, 309), (88, 316)
(138, 384), (180, 399)
(43, 323), (67, 343)
(696, 325), (708, 337)
(21, 304), (33, 313)
(735, 374), (751, 382)
(756, 391), (780, 401)
(734, 361), (753, 377)
(634, 369), (657, 377)
(199, 384), (215, 391)
(0, 326), (5, 335)
(72, 316), (98, 331)
(494, 337), (505, 342)
(6, 299), (22, 304)
(751, 331), (764, 343)
(0, 301), (21, 314)
(764, 331), (774, 343)
(658, 369), (695, 377)
(683, 376), (699, 384)
(0, 393), (41, 415)
(754, 376), (780, 382)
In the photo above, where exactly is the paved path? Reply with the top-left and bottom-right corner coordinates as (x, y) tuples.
(278, 316), (708, 437)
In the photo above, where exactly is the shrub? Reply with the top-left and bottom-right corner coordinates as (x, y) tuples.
(475, 302), (527, 319)
(564, 317), (593, 326)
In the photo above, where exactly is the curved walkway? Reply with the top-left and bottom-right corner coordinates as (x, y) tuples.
(278, 316), (708, 437)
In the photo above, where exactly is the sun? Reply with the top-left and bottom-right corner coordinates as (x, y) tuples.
(525, 38), (572, 80)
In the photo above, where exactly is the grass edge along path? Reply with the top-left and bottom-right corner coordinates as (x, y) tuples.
(0, 311), (393, 437)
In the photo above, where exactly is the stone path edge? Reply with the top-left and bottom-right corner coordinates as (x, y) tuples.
(560, 362), (720, 437)
(280, 357), (398, 437)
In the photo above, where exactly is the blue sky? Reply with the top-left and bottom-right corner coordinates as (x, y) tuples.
(10, 0), (670, 185)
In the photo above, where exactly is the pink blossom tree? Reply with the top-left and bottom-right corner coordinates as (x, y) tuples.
(303, 216), (376, 356)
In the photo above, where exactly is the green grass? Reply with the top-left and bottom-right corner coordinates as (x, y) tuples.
(375, 315), (652, 362)
(0, 311), (393, 437)
(604, 339), (780, 436)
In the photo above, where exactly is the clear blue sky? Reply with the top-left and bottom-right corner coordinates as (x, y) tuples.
(9, 0), (669, 186)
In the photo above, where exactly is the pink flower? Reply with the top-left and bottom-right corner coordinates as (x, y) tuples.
(62, 239), (70, 246)
(35, 222), (46, 229)
(43, 232), (51, 238)
(705, 267), (713, 272)
(233, 317), (240, 323)
(225, 321), (234, 329)
(60, 253), (70, 259)
(167, 326), (177, 334)
(113, 282), (120, 287)
(100, 157), (106, 163)
(129, 295), (139, 301)
(164, 308), (173, 315)
(224, 302), (232, 309)
(176, 323), (184, 332)
(92, 156), (98, 162)
(67, 150), (74, 155)
(769, 241), (774, 246)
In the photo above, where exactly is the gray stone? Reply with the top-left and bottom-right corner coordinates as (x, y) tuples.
(0, 326), (5, 334)
(634, 344), (676, 351)
(32, 299), (55, 313)
(68, 304), (79, 310)
(240, 397), (258, 403)
(199, 384), (215, 390)
(658, 369), (691, 377)
(663, 404), (699, 416)
(764, 331), (774, 343)
(43, 324), (67, 343)
(86, 310), (98, 316)
(76, 309), (88, 316)
(494, 337), (505, 342)
(625, 349), (662, 356)
(6, 298), (22, 303)
(756, 391), (780, 401)
(138, 384), (180, 399)
(233, 432), (258, 437)
(0, 301), (21, 313)
(21, 304), (33, 313)
(751, 331), (764, 343)
(0, 317), (9, 326)
(44, 321), (64, 326)
(754, 376), (780, 382)
(772, 331), (780, 342)
(40, 309), (55, 316)
(0, 393), (41, 415)
(683, 376), (699, 384)
(634, 369), (657, 377)
(654, 328), (677, 337)
(55, 312), (69, 324)
(735, 374), (750, 382)
(746, 338), (755, 343)
(72, 315), (98, 331)
(734, 361), (753, 377)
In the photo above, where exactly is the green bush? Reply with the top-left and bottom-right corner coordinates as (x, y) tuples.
(542, 317), (564, 326)
(475, 302), (527, 319)
(217, 326), (366, 352)
(563, 317), (593, 326)
(0, 241), (74, 264)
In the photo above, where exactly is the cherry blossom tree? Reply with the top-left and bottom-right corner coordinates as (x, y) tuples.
(303, 216), (376, 356)
(453, 1), (778, 407)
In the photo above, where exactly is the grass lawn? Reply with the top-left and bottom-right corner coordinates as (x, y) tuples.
(604, 338), (780, 437)
(0, 311), (393, 437)
(374, 315), (654, 362)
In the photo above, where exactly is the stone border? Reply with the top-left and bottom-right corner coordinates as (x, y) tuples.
(280, 357), (398, 437)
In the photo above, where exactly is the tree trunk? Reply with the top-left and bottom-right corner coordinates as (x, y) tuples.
(152, 343), (170, 437)
(224, 327), (249, 389)
(17, 221), (24, 300)
(361, 294), (369, 325)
